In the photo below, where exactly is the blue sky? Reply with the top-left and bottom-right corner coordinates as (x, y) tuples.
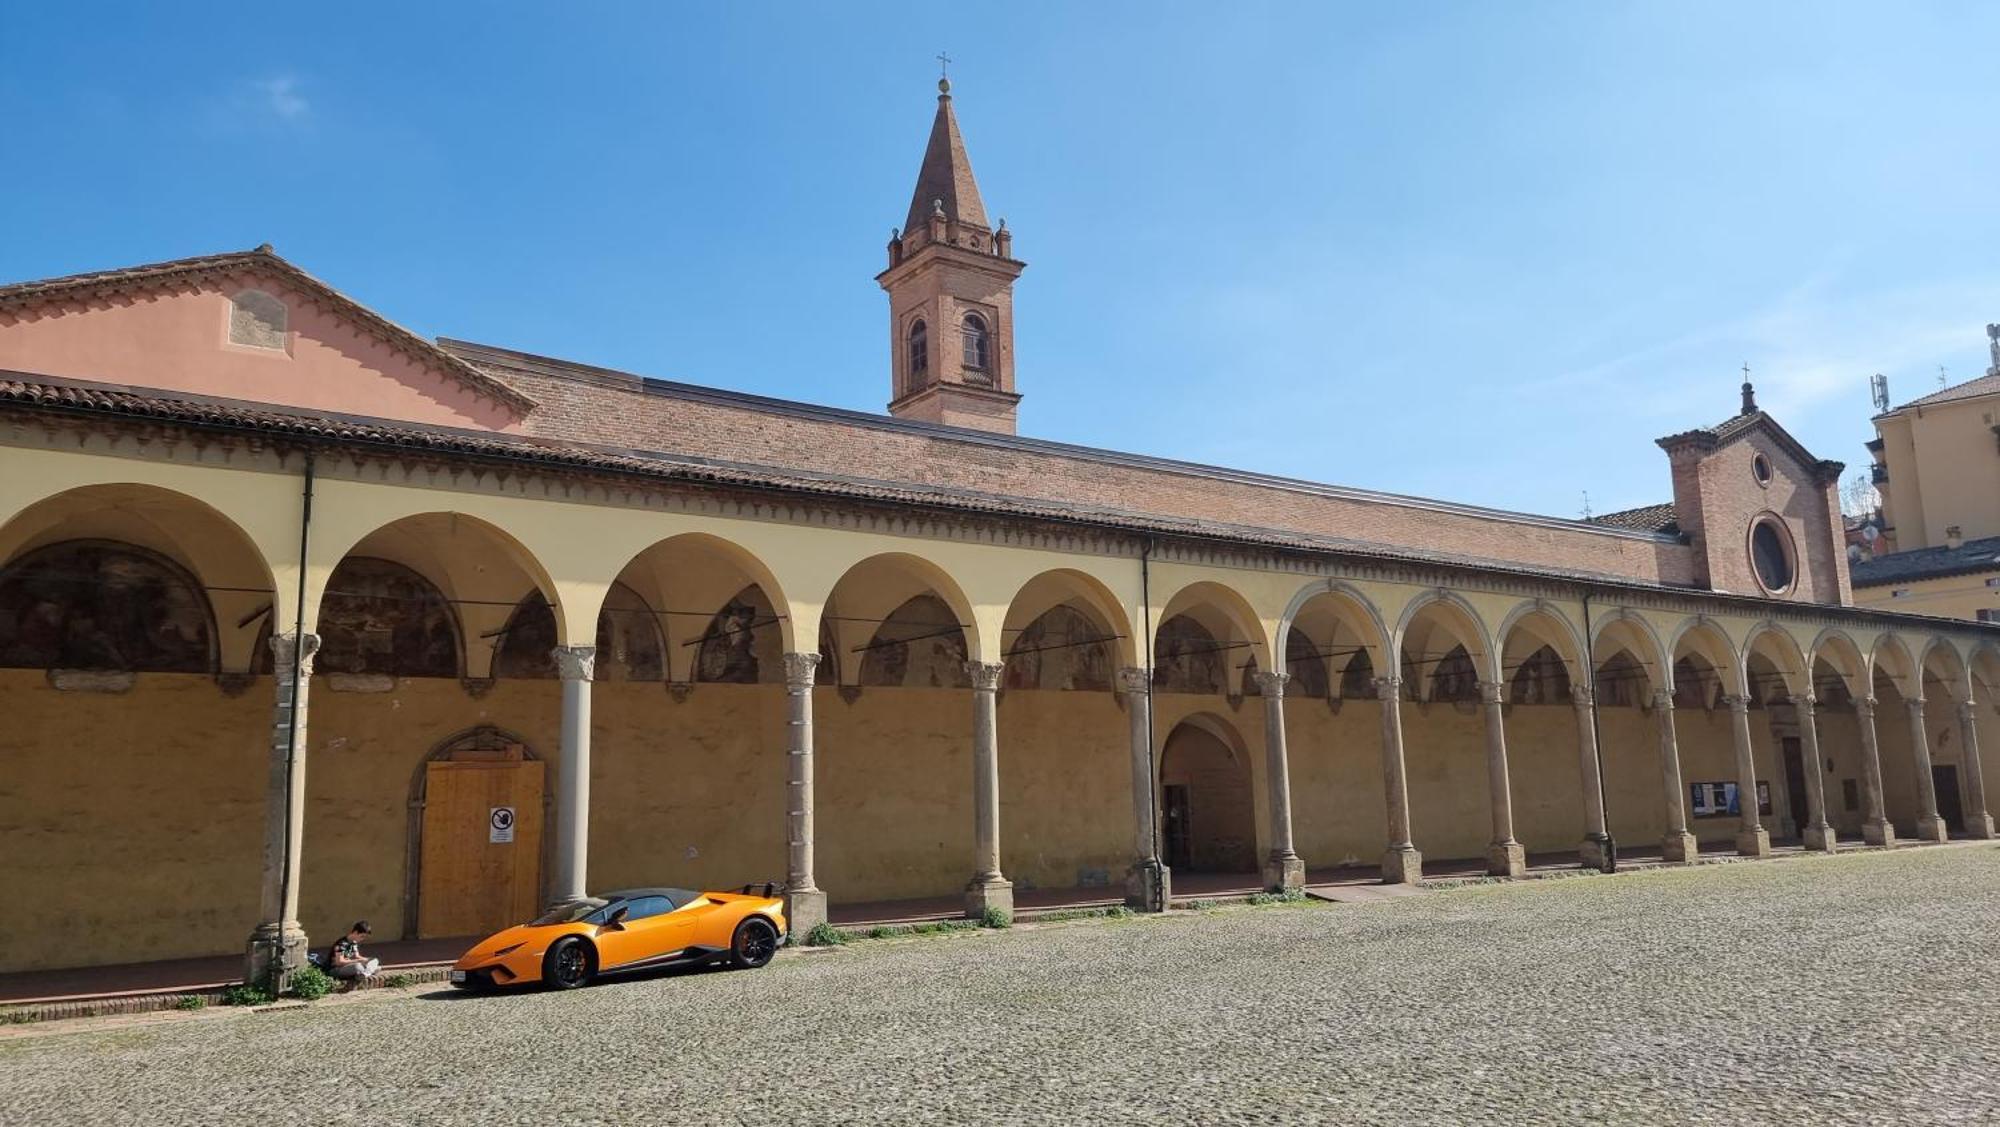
(6, 3), (1997, 518)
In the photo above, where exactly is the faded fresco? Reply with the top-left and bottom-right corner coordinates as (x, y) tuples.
(695, 586), (782, 684)
(1153, 614), (1225, 694)
(317, 557), (460, 678)
(493, 583), (664, 681)
(857, 594), (970, 688)
(1283, 630), (1330, 698)
(1003, 604), (1113, 691)
(1509, 646), (1572, 705)
(0, 539), (213, 672)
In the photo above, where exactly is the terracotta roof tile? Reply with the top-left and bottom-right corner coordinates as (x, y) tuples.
(1588, 502), (1680, 535)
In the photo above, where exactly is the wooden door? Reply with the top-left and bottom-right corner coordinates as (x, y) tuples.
(1164, 785), (1192, 871)
(418, 758), (544, 938)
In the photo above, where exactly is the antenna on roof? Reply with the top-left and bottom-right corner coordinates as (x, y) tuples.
(1580, 491), (1593, 520)
(1870, 373), (1889, 413)
(1938, 365), (1949, 390)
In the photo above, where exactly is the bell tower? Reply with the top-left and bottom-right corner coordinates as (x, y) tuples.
(878, 75), (1025, 434)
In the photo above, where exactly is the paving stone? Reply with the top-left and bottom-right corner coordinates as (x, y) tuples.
(2, 846), (1997, 1125)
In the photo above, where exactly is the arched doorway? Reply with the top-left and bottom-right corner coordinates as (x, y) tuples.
(409, 726), (548, 939)
(1159, 716), (1256, 874)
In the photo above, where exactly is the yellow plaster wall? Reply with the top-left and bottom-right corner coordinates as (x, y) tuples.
(0, 671), (265, 972)
(1853, 573), (2000, 624)
(1285, 701), (1389, 867)
(301, 678), (560, 945)
(816, 688), (975, 902)
(996, 689), (1131, 892)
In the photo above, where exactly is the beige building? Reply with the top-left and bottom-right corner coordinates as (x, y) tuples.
(1857, 327), (2000, 621)
(2, 82), (1998, 989)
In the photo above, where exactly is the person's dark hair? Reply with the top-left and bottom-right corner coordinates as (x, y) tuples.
(350, 921), (372, 936)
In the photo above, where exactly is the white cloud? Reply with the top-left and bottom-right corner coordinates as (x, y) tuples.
(253, 76), (309, 121)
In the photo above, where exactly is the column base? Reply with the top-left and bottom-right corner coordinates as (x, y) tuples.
(1578, 834), (1612, 871)
(1124, 860), (1171, 913)
(1801, 824), (1839, 853)
(1735, 827), (1772, 857)
(1486, 840), (1527, 878)
(244, 921), (308, 992)
(1914, 815), (1949, 843)
(1964, 813), (1997, 840)
(1262, 851), (1305, 892)
(783, 886), (828, 939)
(1862, 819), (1896, 848)
(964, 876), (1014, 921)
(1661, 831), (1698, 863)
(1380, 846), (1423, 885)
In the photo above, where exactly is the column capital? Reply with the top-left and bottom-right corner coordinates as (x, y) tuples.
(1476, 680), (1506, 705)
(268, 631), (321, 674)
(1960, 699), (1978, 721)
(1797, 692), (1818, 713)
(1858, 695), (1879, 716)
(782, 651), (820, 688)
(1722, 693), (1750, 714)
(1906, 696), (1927, 713)
(1650, 687), (1674, 711)
(1570, 686), (1596, 709)
(1372, 675), (1402, 701)
(552, 644), (597, 682)
(965, 660), (1005, 691)
(1252, 669), (1291, 697)
(1116, 666), (1152, 696)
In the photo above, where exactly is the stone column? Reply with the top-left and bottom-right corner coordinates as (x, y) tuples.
(1477, 681), (1527, 877)
(1253, 670), (1306, 891)
(1795, 694), (1838, 853)
(1374, 676), (1423, 884)
(1653, 689), (1698, 862)
(1956, 701), (1996, 839)
(246, 631), (321, 989)
(1571, 687), (1611, 869)
(1855, 696), (1896, 847)
(551, 644), (596, 904)
(782, 653), (827, 936)
(1119, 667), (1170, 911)
(1906, 698), (1949, 842)
(1724, 694), (1772, 856)
(964, 661), (1013, 918)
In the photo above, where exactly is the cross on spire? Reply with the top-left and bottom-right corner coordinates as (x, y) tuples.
(937, 51), (951, 79)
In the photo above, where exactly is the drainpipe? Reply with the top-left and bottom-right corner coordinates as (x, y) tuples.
(272, 451), (314, 989)
(1581, 589), (1616, 872)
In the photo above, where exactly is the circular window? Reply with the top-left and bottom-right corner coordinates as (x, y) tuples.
(1752, 454), (1772, 485)
(1750, 519), (1794, 593)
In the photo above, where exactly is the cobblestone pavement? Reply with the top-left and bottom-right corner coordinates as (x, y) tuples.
(5, 845), (1999, 1125)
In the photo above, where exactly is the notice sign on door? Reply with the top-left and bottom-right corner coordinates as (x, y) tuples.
(489, 806), (516, 844)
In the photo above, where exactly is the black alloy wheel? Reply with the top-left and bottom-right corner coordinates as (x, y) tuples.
(729, 917), (779, 970)
(543, 936), (593, 990)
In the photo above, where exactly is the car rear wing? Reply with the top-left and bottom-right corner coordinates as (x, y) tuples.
(736, 881), (784, 899)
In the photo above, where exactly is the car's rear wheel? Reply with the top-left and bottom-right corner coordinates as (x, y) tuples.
(729, 917), (779, 970)
(543, 937), (594, 990)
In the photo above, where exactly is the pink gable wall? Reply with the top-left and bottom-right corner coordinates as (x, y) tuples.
(0, 278), (523, 432)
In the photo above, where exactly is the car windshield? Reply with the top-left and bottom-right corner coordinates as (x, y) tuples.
(530, 898), (609, 926)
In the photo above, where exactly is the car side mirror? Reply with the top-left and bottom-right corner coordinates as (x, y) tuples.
(602, 906), (629, 930)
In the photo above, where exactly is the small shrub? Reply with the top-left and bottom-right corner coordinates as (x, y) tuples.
(803, 921), (848, 947)
(383, 974), (413, 989)
(287, 965), (335, 1001)
(173, 996), (206, 1011)
(865, 926), (893, 939)
(1105, 905), (1134, 919)
(978, 904), (1012, 929)
(222, 984), (272, 1007)
(2, 1010), (35, 1025)
(1188, 899), (1219, 911)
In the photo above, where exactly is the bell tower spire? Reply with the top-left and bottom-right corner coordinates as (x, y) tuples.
(879, 73), (1025, 434)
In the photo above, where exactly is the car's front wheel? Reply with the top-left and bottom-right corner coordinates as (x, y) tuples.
(543, 937), (594, 990)
(729, 917), (779, 970)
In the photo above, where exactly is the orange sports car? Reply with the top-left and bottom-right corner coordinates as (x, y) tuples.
(449, 884), (787, 991)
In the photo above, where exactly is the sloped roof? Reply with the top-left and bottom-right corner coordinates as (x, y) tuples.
(1851, 534), (2000, 587)
(903, 89), (990, 235)
(1883, 371), (2000, 414)
(1588, 501), (1680, 536)
(1656, 408), (1843, 484)
(0, 248), (536, 415)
